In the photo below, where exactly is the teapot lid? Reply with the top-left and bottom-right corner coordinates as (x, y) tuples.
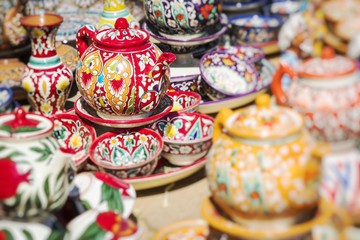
(299, 47), (357, 79)
(0, 108), (54, 140)
(225, 94), (304, 139)
(94, 18), (149, 49)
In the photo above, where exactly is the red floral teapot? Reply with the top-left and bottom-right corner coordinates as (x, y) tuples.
(76, 18), (176, 119)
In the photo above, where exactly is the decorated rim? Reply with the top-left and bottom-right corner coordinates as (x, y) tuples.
(0, 87), (13, 109)
(124, 156), (207, 183)
(151, 112), (214, 144)
(201, 198), (334, 239)
(143, 14), (228, 45)
(153, 219), (208, 240)
(269, 0), (305, 15)
(51, 112), (96, 166)
(200, 51), (259, 97)
(74, 96), (173, 128)
(229, 14), (283, 29)
(167, 91), (202, 113)
(217, 45), (265, 63)
(20, 13), (63, 28)
(0, 108), (54, 140)
(89, 128), (163, 170)
(222, 0), (268, 11)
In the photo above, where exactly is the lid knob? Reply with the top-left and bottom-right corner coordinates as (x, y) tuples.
(115, 18), (129, 30)
(255, 94), (271, 108)
(321, 46), (335, 59)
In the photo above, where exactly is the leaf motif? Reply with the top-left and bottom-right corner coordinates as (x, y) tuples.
(6, 151), (24, 159)
(0, 146), (6, 151)
(81, 200), (92, 210)
(78, 222), (104, 240)
(22, 229), (32, 240)
(0, 125), (13, 133)
(101, 184), (124, 213)
(48, 230), (66, 240)
(3, 229), (14, 240)
(35, 194), (42, 209)
(14, 127), (42, 133)
(44, 176), (50, 198)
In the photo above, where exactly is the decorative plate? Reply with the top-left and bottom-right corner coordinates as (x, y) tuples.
(74, 95), (173, 128)
(73, 171), (136, 218)
(153, 219), (209, 240)
(123, 156), (207, 190)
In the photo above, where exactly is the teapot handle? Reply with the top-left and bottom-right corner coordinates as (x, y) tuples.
(270, 63), (297, 105)
(76, 25), (97, 58)
(213, 108), (233, 142)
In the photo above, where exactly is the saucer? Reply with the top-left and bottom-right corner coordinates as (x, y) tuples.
(73, 171), (136, 218)
(124, 156), (207, 190)
(143, 14), (229, 49)
(201, 198), (351, 239)
(74, 95), (173, 128)
(223, 0), (268, 12)
(153, 219), (209, 240)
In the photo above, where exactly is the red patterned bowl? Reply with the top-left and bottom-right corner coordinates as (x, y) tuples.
(167, 91), (202, 113)
(89, 128), (163, 178)
(150, 112), (214, 166)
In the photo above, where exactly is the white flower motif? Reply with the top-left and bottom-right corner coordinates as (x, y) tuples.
(138, 134), (149, 147)
(168, 19), (177, 28)
(109, 136), (119, 147)
(180, 145), (193, 154)
(137, 52), (155, 71)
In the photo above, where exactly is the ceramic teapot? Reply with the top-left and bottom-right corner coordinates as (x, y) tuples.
(271, 47), (360, 142)
(0, 108), (75, 219)
(206, 94), (328, 230)
(76, 18), (176, 119)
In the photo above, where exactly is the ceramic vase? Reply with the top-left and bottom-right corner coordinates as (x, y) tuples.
(0, 108), (75, 219)
(20, 14), (73, 116)
(97, 0), (139, 30)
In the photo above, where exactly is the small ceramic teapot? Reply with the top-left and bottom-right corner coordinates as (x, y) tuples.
(206, 94), (327, 230)
(76, 18), (176, 119)
(271, 47), (360, 142)
(0, 108), (75, 218)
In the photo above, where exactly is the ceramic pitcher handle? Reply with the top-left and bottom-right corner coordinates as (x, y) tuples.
(213, 108), (233, 142)
(76, 25), (97, 58)
(270, 63), (296, 105)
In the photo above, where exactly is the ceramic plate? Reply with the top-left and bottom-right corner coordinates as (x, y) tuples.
(153, 219), (209, 240)
(223, 0), (268, 12)
(73, 171), (136, 218)
(143, 14), (228, 47)
(74, 95), (173, 128)
(123, 156), (207, 190)
(200, 198), (352, 239)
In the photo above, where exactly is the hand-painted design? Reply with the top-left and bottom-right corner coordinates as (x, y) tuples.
(145, 0), (220, 35)
(0, 158), (31, 200)
(163, 140), (212, 155)
(78, 211), (138, 240)
(94, 171), (131, 197)
(101, 183), (124, 213)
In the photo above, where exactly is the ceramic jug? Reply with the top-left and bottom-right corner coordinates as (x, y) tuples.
(0, 108), (75, 219)
(76, 17), (176, 119)
(271, 47), (360, 143)
(206, 94), (328, 231)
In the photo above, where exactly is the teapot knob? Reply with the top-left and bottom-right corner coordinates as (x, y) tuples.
(321, 46), (335, 59)
(255, 94), (271, 108)
(115, 18), (129, 30)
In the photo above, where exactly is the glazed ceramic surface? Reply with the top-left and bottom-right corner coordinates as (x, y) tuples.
(89, 128), (163, 178)
(200, 51), (262, 100)
(144, 0), (221, 37)
(21, 14), (73, 116)
(271, 48), (360, 142)
(0, 87), (13, 113)
(74, 95), (173, 128)
(66, 209), (142, 240)
(334, 17), (360, 42)
(73, 171), (136, 217)
(206, 94), (324, 230)
(221, 0), (268, 12)
(51, 112), (96, 168)
(265, 0), (305, 21)
(0, 108), (75, 218)
(0, 58), (26, 88)
(167, 90), (201, 113)
(97, 0), (139, 30)
(151, 112), (214, 166)
(76, 18), (176, 119)
(168, 74), (200, 92)
(153, 219), (208, 240)
(230, 14), (283, 44)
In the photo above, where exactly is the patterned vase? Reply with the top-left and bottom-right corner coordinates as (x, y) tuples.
(97, 0), (139, 30)
(20, 14), (73, 116)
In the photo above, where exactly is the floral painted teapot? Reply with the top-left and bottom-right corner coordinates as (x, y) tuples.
(206, 94), (328, 230)
(0, 108), (75, 218)
(271, 47), (360, 142)
(76, 18), (176, 119)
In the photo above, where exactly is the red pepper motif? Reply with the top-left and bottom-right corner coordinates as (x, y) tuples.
(200, 4), (214, 20)
(176, 14), (184, 21)
(0, 158), (31, 200)
(94, 171), (131, 197)
(96, 211), (138, 239)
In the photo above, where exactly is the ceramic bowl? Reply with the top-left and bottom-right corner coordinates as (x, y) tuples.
(217, 45), (265, 72)
(144, 0), (222, 38)
(169, 74), (201, 92)
(264, 0), (305, 22)
(0, 87), (13, 113)
(150, 112), (214, 166)
(65, 209), (143, 240)
(89, 128), (163, 178)
(199, 51), (261, 100)
(51, 113), (96, 169)
(167, 91), (201, 113)
(230, 14), (283, 44)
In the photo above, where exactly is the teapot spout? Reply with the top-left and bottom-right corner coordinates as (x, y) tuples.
(149, 52), (176, 79)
